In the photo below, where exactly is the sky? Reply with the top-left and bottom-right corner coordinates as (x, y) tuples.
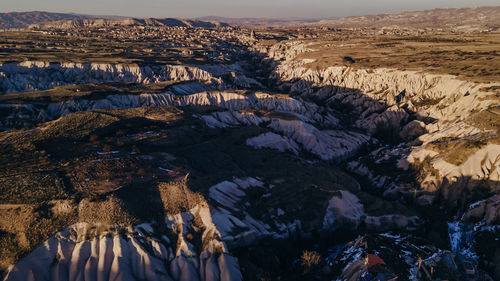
(1, 0), (499, 19)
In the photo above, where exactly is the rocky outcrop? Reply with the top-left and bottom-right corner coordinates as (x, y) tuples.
(407, 144), (500, 196)
(463, 194), (500, 225)
(0, 90), (338, 129)
(323, 190), (365, 231)
(246, 132), (300, 154)
(197, 109), (369, 161)
(329, 234), (441, 281)
(0, 62), (242, 93)
(177, 91), (338, 125)
(0, 93), (177, 129)
(347, 141), (500, 208)
(322, 191), (421, 232)
(262, 41), (312, 61)
(265, 51), (499, 139)
(208, 178), (299, 247)
(400, 120), (427, 140)
(3, 217), (242, 281)
(268, 118), (369, 161)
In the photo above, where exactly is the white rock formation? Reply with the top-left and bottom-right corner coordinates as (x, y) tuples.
(0, 93), (176, 128)
(246, 132), (300, 154)
(265, 49), (499, 138)
(322, 190), (421, 232)
(208, 178), (298, 246)
(197, 109), (369, 161)
(176, 91), (338, 125)
(0, 62), (235, 93)
(407, 144), (500, 194)
(268, 118), (370, 161)
(323, 190), (365, 231)
(264, 45), (499, 209)
(4, 205), (243, 281)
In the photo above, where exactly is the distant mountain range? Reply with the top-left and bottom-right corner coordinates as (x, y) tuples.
(1, 6), (499, 30)
(199, 6), (500, 30)
(0, 11), (227, 30)
(29, 18), (228, 29)
(0, 11), (91, 29)
(195, 16), (325, 27)
(316, 6), (500, 30)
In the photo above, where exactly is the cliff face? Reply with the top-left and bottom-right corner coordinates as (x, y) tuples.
(1, 55), (498, 212)
(256, 42), (500, 214)
(4, 210), (242, 281)
(0, 62), (228, 93)
(249, 40), (499, 279)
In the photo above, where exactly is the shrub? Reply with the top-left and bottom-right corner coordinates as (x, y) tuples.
(343, 56), (355, 64)
(158, 179), (206, 215)
(301, 250), (321, 270)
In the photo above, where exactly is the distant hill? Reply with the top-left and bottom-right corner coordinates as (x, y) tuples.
(0, 11), (91, 29)
(320, 6), (500, 31)
(3, 6), (499, 31)
(195, 16), (323, 27)
(200, 6), (500, 31)
(29, 18), (228, 29)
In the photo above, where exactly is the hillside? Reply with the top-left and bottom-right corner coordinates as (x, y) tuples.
(29, 17), (228, 29)
(321, 6), (500, 31)
(0, 11), (89, 29)
(199, 6), (500, 31)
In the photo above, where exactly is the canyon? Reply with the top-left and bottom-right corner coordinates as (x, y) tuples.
(0, 7), (499, 281)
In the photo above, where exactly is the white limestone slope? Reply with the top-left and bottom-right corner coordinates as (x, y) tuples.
(3, 206), (243, 281)
(267, 46), (499, 135)
(268, 118), (370, 161)
(208, 177), (299, 247)
(246, 132), (300, 155)
(199, 109), (369, 161)
(176, 91), (338, 125)
(322, 190), (421, 232)
(1, 90), (338, 128)
(0, 62), (243, 93)
(406, 144), (500, 194)
(263, 42), (500, 211)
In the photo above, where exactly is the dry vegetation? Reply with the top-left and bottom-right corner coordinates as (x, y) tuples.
(0, 103), (376, 273)
(425, 132), (500, 166)
(301, 250), (321, 271)
(289, 32), (500, 83)
(158, 178), (206, 214)
(467, 105), (500, 131)
(0, 81), (181, 104)
(0, 26), (242, 65)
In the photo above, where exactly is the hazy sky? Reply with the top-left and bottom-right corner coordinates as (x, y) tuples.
(1, 0), (499, 18)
